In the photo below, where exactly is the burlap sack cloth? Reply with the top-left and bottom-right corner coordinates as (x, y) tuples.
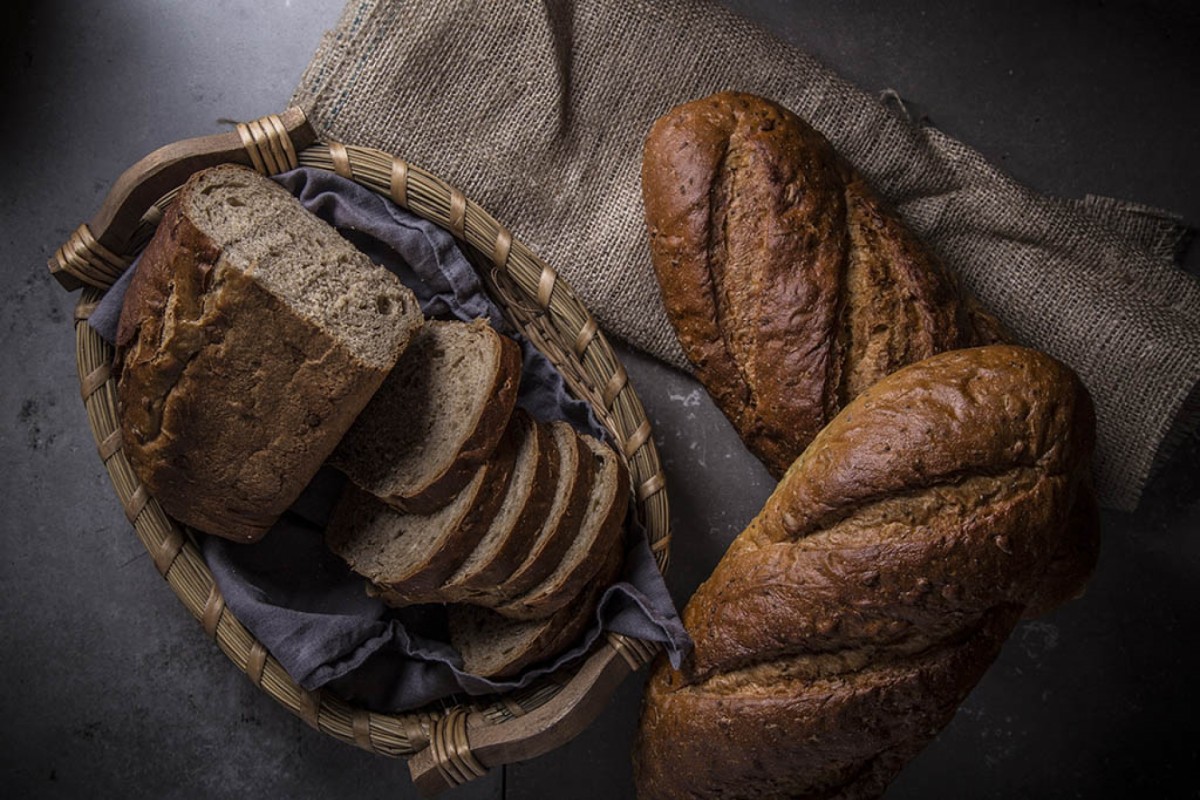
(291, 0), (1200, 511)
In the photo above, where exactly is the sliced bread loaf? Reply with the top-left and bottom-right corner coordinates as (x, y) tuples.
(325, 416), (522, 603)
(332, 318), (521, 513)
(440, 414), (562, 602)
(485, 422), (597, 601)
(116, 164), (422, 542)
(449, 540), (624, 679)
(494, 435), (629, 620)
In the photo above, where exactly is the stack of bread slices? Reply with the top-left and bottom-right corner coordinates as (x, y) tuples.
(326, 319), (630, 679)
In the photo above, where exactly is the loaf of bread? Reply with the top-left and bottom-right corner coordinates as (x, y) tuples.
(324, 338), (630, 675)
(116, 164), (422, 542)
(641, 91), (1003, 477)
(633, 345), (1099, 799)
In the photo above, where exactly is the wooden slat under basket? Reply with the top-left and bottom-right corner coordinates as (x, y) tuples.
(52, 108), (670, 795)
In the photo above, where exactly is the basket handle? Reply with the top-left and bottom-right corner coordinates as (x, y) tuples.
(47, 107), (317, 291)
(407, 640), (651, 795)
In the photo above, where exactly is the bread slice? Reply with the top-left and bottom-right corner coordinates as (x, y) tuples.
(332, 319), (521, 513)
(440, 415), (561, 601)
(449, 598), (592, 680)
(449, 541), (624, 679)
(486, 422), (597, 601)
(494, 435), (629, 620)
(325, 417), (522, 603)
(116, 164), (422, 542)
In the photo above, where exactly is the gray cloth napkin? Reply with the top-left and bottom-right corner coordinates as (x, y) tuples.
(291, 0), (1200, 511)
(89, 167), (689, 712)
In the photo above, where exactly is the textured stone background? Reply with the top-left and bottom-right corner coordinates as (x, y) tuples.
(2, 1), (1197, 797)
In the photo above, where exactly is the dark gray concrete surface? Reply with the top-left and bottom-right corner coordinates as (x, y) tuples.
(2, 1), (1197, 798)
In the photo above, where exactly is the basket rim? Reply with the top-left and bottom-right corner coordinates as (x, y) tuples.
(63, 110), (671, 790)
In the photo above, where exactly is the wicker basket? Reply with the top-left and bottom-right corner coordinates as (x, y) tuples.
(50, 108), (670, 795)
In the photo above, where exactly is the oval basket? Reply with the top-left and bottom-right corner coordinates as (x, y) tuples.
(52, 108), (670, 795)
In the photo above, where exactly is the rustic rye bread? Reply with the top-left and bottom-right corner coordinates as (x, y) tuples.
(332, 319), (522, 513)
(440, 414), (561, 602)
(641, 92), (1004, 478)
(116, 164), (422, 542)
(486, 422), (596, 601)
(448, 541), (624, 679)
(325, 417), (522, 604)
(494, 435), (629, 620)
(633, 345), (1099, 800)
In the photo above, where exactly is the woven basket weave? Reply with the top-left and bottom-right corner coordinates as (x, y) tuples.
(52, 109), (670, 794)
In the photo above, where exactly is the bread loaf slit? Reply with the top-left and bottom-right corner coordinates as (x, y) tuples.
(705, 135), (753, 413)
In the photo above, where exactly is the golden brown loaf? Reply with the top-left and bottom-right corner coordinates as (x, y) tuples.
(116, 165), (422, 542)
(633, 345), (1099, 799)
(642, 91), (1003, 477)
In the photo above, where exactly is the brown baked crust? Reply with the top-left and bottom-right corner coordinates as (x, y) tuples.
(633, 345), (1099, 799)
(636, 607), (1019, 800)
(115, 199), (404, 542)
(642, 91), (1001, 477)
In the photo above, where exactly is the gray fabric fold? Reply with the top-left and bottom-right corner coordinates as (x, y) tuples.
(290, 0), (1200, 510)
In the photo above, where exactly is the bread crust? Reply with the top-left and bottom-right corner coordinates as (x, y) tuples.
(642, 91), (1001, 477)
(636, 607), (1019, 800)
(633, 345), (1099, 799)
(116, 170), (418, 541)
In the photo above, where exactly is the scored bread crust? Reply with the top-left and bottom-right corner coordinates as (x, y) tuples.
(641, 91), (1002, 478)
(632, 345), (1099, 800)
(326, 416), (523, 604)
(333, 319), (523, 514)
(494, 435), (629, 620)
(440, 417), (562, 601)
(116, 165), (421, 542)
(635, 607), (1019, 800)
